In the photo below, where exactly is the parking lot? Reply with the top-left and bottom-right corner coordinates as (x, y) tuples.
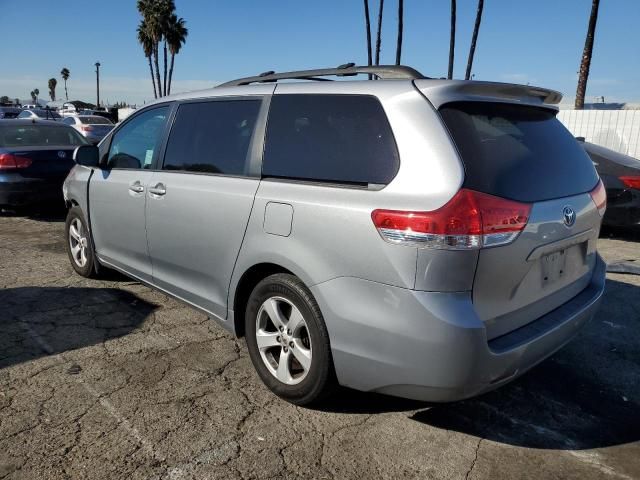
(0, 212), (638, 480)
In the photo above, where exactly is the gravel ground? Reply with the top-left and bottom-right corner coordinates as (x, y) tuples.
(0, 212), (638, 480)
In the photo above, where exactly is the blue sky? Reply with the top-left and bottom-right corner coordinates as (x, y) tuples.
(1, 0), (638, 105)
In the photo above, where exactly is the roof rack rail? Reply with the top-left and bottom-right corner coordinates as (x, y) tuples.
(218, 64), (427, 87)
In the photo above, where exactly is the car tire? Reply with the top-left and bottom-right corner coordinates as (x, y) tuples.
(245, 273), (336, 405)
(65, 206), (98, 278)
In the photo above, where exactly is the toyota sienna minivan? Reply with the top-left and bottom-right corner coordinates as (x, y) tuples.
(63, 64), (607, 405)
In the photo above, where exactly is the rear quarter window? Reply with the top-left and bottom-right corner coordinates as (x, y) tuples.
(263, 94), (399, 186)
(440, 102), (599, 202)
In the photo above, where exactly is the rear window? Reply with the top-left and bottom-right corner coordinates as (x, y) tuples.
(34, 110), (62, 119)
(0, 125), (88, 147)
(80, 116), (112, 125)
(440, 102), (599, 202)
(263, 94), (399, 185)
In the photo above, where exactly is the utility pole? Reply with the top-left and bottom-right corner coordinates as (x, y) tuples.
(95, 62), (101, 108)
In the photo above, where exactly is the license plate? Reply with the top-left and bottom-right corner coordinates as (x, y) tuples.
(541, 249), (567, 286)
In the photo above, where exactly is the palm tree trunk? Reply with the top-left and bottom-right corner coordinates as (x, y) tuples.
(364, 0), (372, 66)
(395, 0), (403, 65)
(153, 44), (163, 97)
(168, 54), (175, 95)
(163, 41), (168, 96)
(465, 0), (483, 80)
(375, 0), (384, 65)
(148, 55), (157, 98)
(64, 80), (68, 101)
(364, 0), (373, 79)
(575, 0), (600, 109)
(448, 0), (456, 79)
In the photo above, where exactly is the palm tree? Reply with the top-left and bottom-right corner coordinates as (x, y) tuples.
(30, 91), (36, 104)
(33, 88), (39, 105)
(137, 0), (167, 97)
(165, 14), (188, 95)
(364, 0), (373, 70)
(448, 0), (456, 79)
(137, 21), (158, 98)
(575, 0), (600, 109)
(395, 0), (404, 65)
(48, 78), (57, 102)
(375, 0), (384, 65)
(465, 0), (484, 80)
(60, 68), (70, 100)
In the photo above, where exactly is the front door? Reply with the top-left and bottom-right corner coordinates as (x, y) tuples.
(90, 105), (171, 282)
(145, 98), (265, 319)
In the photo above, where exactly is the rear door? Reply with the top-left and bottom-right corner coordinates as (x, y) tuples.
(89, 104), (171, 282)
(145, 96), (267, 319)
(438, 101), (602, 339)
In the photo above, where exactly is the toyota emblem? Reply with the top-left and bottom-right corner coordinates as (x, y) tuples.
(563, 206), (576, 227)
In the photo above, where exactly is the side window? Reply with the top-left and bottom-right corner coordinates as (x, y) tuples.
(63, 117), (74, 125)
(162, 99), (261, 176)
(17, 111), (30, 119)
(263, 94), (399, 185)
(107, 105), (169, 169)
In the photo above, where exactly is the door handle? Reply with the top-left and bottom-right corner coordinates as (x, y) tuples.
(149, 183), (166, 196)
(129, 181), (144, 193)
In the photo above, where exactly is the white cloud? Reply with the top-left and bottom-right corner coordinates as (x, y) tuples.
(0, 75), (218, 106)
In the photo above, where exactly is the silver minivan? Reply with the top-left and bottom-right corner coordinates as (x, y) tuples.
(63, 65), (607, 405)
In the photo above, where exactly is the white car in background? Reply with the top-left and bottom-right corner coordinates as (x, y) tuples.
(62, 115), (114, 144)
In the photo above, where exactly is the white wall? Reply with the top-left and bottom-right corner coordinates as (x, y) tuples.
(558, 110), (640, 159)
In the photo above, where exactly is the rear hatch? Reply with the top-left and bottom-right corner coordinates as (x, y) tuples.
(436, 98), (602, 340)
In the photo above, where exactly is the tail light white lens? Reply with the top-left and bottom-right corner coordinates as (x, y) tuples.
(0, 153), (32, 170)
(589, 179), (607, 216)
(620, 176), (640, 190)
(372, 189), (531, 250)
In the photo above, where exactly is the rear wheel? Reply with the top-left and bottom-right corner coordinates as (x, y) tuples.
(245, 273), (336, 405)
(65, 206), (98, 278)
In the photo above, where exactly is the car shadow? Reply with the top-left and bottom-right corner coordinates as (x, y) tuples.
(0, 286), (157, 370)
(318, 279), (640, 450)
(601, 225), (640, 242)
(0, 204), (67, 222)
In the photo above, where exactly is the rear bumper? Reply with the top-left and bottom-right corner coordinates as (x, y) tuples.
(311, 254), (606, 402)
(0, 173), (65, 206)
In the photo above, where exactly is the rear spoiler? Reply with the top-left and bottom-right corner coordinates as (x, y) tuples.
(414, 79), (563, 110)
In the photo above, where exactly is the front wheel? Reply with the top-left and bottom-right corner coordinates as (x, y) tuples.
(65, 206), (98, 278)
(245, 273), (336, 405)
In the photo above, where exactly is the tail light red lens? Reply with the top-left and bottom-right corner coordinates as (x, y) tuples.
(589, 179), (607, 216)
(620, 176), (640, 190)
(0, 153), (33, 170)
(80, 125), (94, 132)
(372, 189), (531, 250)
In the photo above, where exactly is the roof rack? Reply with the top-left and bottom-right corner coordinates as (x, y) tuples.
(218, 63), (427, 87)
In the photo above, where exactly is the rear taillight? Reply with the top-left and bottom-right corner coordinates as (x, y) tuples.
(589, 179), (607, 217)
(372, 189), (531, 250)
(0, 153), (32, 170)
(620, 176), (640, 190)
(80, 125), (94, 132)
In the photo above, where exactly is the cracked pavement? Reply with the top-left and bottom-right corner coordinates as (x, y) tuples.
(0, 212), (639, 480)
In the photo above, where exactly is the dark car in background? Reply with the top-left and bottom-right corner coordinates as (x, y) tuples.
(581, 140), (640, 227)
(0, 119), (87, 209)
(0, 107), (21, 119)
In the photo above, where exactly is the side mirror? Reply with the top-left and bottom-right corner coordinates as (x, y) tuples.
(73, 145), (99, 168)
(576, 136), (585, 143)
